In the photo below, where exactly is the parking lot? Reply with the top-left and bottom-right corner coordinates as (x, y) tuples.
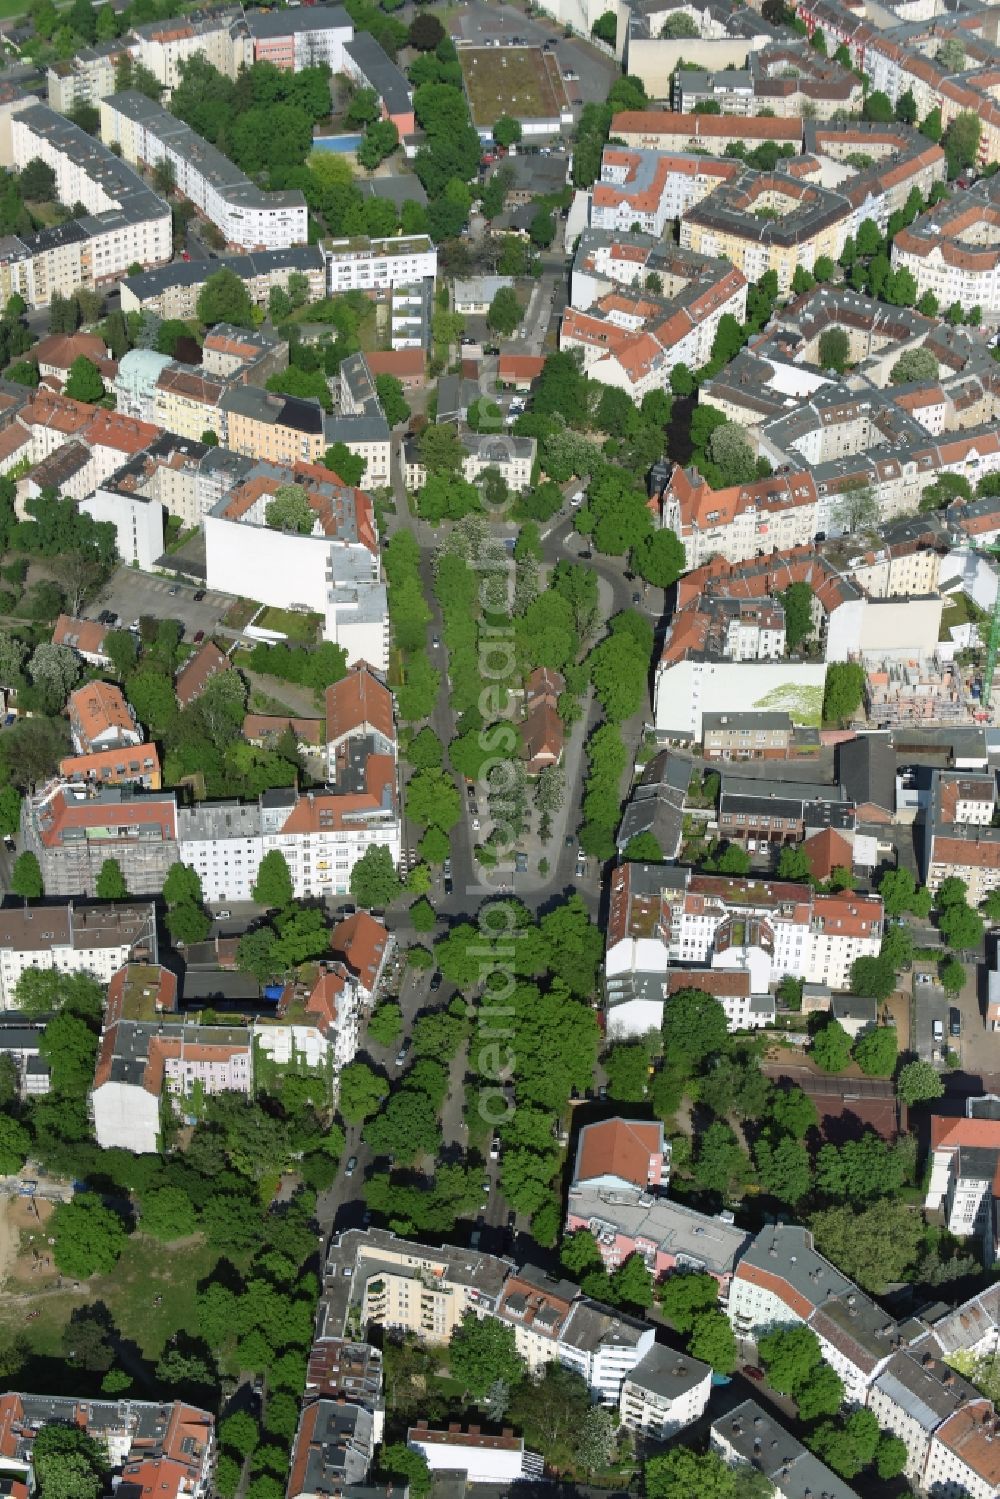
(91, 567), (236, 642)
(912, 970), (953, 1064)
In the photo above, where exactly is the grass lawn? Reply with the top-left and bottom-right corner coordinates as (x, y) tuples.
(223, 597), (260, 630)
(459, 45), (568, 128)
(19, 1233), (222, 1365)
(257, 605), (322, 643)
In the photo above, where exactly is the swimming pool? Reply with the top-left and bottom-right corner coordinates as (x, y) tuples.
(313, 134), (363, 153)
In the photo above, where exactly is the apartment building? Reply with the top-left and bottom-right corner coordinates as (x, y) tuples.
(923, 1402), (1000, 1499)
(572, 1117), (670, 1196)
(247, 4), (353, 75)
(121, 245), (326, 319)
(4, 104), (171, 305)
(326, 235), (436, 294)
(203, 458), (387, 669)
(47, 40), (125, 113)
(132, 10), (247, 97)
(52, 614), (109, 668)
(495, 1264), (656, 1404)
(606, 862), (883, 1003)
(563, 229), (747, 400)
(287, 1402), (374, 1498)
(610, 110), (803, 156)
(868, 1348), (978, 1488)
(729, 1225), (898, 1404)
(177, 771), (400, 905)
(922, 768), (1000, 902)
(892, 177), (1000, 318)
(0, 900), (156, 1008)
(566, 1177), (751, 1287)
(618, 1346), (712, 1443)
(328, 352), (392, 488)
(58, 744), (163, 792)
(712, 1401), (861, 1499)
(0, 1394), (214, 1499)
(342, 31), (414, 136)
(718, 778), (855, 852)
(21, 782), (179, 897)
(924, 1099), (1000, 1258)
(660, 465), (819, 571)
(703, 711), (796, 762)
(407, 1425), (543, 1485)
(101, 91), (307, 252)
(67, 681), (142, 755)
(326, 664), (395, 778)
(220, 385), (324, 465)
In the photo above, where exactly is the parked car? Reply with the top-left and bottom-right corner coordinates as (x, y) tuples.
(216, 909), (231, 921)
(950, 1007), (962, 1037)
(193, 589), (206, 601)
(395, 1039), (410, 1067)
(345, 1155), (358, 1178)
(490, 1137), (500, 1160)
(514, 852), (527, 873)
(193, 630), (205, 644)
(430, 971), (442, 992)
(932, 1018), (944, 1042)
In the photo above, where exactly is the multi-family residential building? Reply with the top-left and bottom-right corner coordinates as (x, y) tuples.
(566, 1175), (750, 1287)
(4, 104), (171, 306)
(92, 965), (251, 1152)
(407, 1425), (543, 1485)
(729, 1225), (900, 1404)
(204, 465), (387, 668)
(287, 1401), (374, 1498)
(702, 711), (796, 762)
(712, 1400), (861, 1499)
(328, 353), (392, 488)
(618, 1345), (712, 1443)
(495, 1263), (656, 1404)
(0, 1393), (214, 1499)
(606, 863), (883, 1005)
(47, 40), (127, 114)
(51, 614), (109, 668)
(58, 743), (163, 792)
(21, 782), (179, 897)
(923, 1401), (1000, 1499)
(922, 768), (1000, 902)
(342, 31), (414, 136)
(0, 901), (156, 1008)
(245, 4), (353, 74)
(220, 385), (324, 465)
(174, 641), (233, 709)
(177, 770), (400, 905)
(572, 1117), (670, 1196)
(325, 664), (396, 777)
(892, 176), (1000, 318)
(925, 1098), (1000, 1258)
(326, 235), (436, 294)
(330, 910), (393, 1007)
(611, 111), (803, 157)
(868, 1348), (978, 1488)
(660, 464), (820, 571)
(562, 228), (747, 400)
(0, 1019), (51, 1097)
(67, 682), (143, 756)
(121, 246), (327, 319)
(101, 91), (307, 252)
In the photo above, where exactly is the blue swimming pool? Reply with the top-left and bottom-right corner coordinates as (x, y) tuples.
(313, 134), (363, 153)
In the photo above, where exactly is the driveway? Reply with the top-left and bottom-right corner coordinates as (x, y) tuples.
(912, 970), (950, 1064)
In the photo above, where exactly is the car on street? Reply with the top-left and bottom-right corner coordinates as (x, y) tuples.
(168, 585), (180, 595)
(565, 836), (574, 848)
(430, 971), (442, 991)
(514, 852), (527, 873)
(216, 909), (231, 921)
(576, 853), (587, 878)
(744, 1365), (765, 1382)
(193, 589), (206, 601)
(193, 630), (205, 644)
(432, 634), (440, 647)
(345, 1156), (357, 1177)
(444, 875), (453, 894)
(395, 1039), (410, 1067)
(490, 1137), (500, 1160)
(472, 816), (480, 831)
(482, 1178), (491, 1195)
(950, 1007), (962, 1037)
(443, 858), (452, 877)
(932, 1017), (944, 1042)
(632, 592), (641, 605)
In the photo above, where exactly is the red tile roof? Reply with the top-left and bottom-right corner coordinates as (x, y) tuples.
(325, 664), (394, 746)
(574, 1118), (663, 1189)
(175, 641), (232, 708)
(330, 911), (389, 991)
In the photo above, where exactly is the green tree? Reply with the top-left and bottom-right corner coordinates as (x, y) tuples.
(777, 845), (811, 881)
(646, 1448), (771, 1499)
(367, 1002), (403, 1048)
(64, 356), (104, 403)
(688, 1309), (738, 1376)
(349, 845), (401, 909)
(823, 662), (865, 723)
(943, 111), (980, 178)
(706, 422), (756, 485)
(890, 347), (939, 384)
(851, 954), (896, 1002)
(381, 1445), (431, 1499)
(196, 268), (254, 328)
(266, 484), (314, 534)
(852, 1024), (898, 1077)
(163, 862), (203, 907)
(781, 580), (814, 649)
(940, 900), (983, 950)
(610, 1251), (653, 1309)
(631, 528), (686, 588)
(488, 286), (521, 336)
(663, 989), (729, 1072)
(252, 849), (293, 908)
(449, 1312), (524, 1398)
(139, 1185), (197, 1241)
(50, 1194), (128, 1277)
(338, 1060), (389, 1124)
(811, 1019), (852, 1073)
(95, 857), (127, 900)
(759, 1324), (822, 1394)
(770, 1085), (818, 1138)
(375, 373), (410, 427)
(940, 957), (966, 994)
(811, 1408), (880, 1479)
(897, 1058), (945, 1107)
(0, 1113), (29, 1175)
(754, 1133), (812, 1204)
(797, 1362), (846, 1420)
(658, 1270), (718, 1333)
(10, 850), (42, 899)
(219, 1411), (260, 1457)
(406, 768), (461, 831)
